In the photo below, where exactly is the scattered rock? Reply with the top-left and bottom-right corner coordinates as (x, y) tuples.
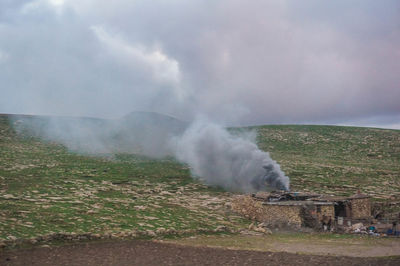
(248, 222), (255, 231)
(255, 227), (272, 234)
(254, 227), (266, 233)
(7, 236), (17, 241)
(91, 234), (101, 239)
(264, 228), (272, 234)
(215, 226), (227, 232)
(351, 223), (364, 231)
(145, 216), (158, 220)
(2, 194), (18, 200)
(156, 228), (166, 234)
(146, 230), (156, 237)
(239, 230), (264, 236)
(258, 222), (268, 228)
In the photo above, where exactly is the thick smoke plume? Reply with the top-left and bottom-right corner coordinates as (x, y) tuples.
(173, 120), (289, 192)
(11, 113), (289, 192)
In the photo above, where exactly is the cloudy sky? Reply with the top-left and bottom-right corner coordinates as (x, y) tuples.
(0, 0), (399, 128)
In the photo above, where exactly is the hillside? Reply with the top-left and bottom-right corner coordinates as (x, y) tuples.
(0, 114), (248, 241)
(253, 125), (400, 199)
(0, 114), (399, 242)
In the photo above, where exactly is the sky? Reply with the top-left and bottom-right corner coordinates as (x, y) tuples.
(0, 0), (399, 129)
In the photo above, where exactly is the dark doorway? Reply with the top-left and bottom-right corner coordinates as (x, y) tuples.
(335, 201), (347, 217)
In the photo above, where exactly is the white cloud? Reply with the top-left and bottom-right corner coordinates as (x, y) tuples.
(19, 0), (66, 15)
(48, 0), (65, 6)
(91, 25), (185, 100)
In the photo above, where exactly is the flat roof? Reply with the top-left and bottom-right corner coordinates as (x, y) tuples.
(348, 194), (371, 199)
(263, 201), (335, 206)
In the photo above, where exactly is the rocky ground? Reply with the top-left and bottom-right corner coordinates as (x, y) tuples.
(254, 125), (400, 200)
(0, 115), (250, 244)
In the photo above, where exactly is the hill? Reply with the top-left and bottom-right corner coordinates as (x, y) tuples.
(253, 124), (400, 199)
(0, 114), (246, 242)
(5, 112), (189, 157)
(0, 114), (399, 243)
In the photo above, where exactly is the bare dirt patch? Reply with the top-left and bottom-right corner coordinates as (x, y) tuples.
(1, 240), (399, 266)
(163, 233), (400, 258)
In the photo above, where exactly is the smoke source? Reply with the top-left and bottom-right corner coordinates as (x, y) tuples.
(173, 120), (289, 192)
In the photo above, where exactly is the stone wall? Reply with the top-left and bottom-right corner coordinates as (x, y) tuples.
(231, 195), (263, 219)
(262, 205), (303, 228)
(231, 196), (303, 228)
(350, 198), (371, 219)
(319, 205), (335, 218)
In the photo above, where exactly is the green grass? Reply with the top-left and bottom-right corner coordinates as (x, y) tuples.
(252, 125), (400, 198)
(0, 115), (249, 240)
(1, 115), (399, 242)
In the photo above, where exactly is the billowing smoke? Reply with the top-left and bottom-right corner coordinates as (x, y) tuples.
(11, 113), (289, 192)
(11, 112), (187, 158)
(173, 120), (289, 192)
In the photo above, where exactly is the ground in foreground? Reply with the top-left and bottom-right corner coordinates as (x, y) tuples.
(163, 233), (400, 257)
(1, 239), (400, 266)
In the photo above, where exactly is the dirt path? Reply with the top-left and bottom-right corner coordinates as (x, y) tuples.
(163, 234), (400, 258)
(1, 240), (399, 266)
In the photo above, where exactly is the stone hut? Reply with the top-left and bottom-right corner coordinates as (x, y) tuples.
(317, 193), (371, 222)
(231, 191), (371, 229)
(347, 193), (371, 219)
(231, 193), (335, 229)
(263, 201), (335, 228)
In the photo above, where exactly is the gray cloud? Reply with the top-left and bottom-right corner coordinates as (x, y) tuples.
(0, 0), (399, 127)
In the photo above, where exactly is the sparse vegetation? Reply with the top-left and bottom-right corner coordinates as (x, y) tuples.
(0, 115), (248, 241)
(254, 125), (400, 199)
(1, 114), (399, 244)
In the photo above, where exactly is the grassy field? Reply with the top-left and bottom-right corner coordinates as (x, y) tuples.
(0, 115), (249, 241)
(1, 114), (399, 243)
(254, 125), (400, 198)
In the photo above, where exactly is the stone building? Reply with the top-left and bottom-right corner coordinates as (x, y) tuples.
(316, 193), (371, 224)
(345, 194), (372, 219)
(231, 191), (371, 229)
